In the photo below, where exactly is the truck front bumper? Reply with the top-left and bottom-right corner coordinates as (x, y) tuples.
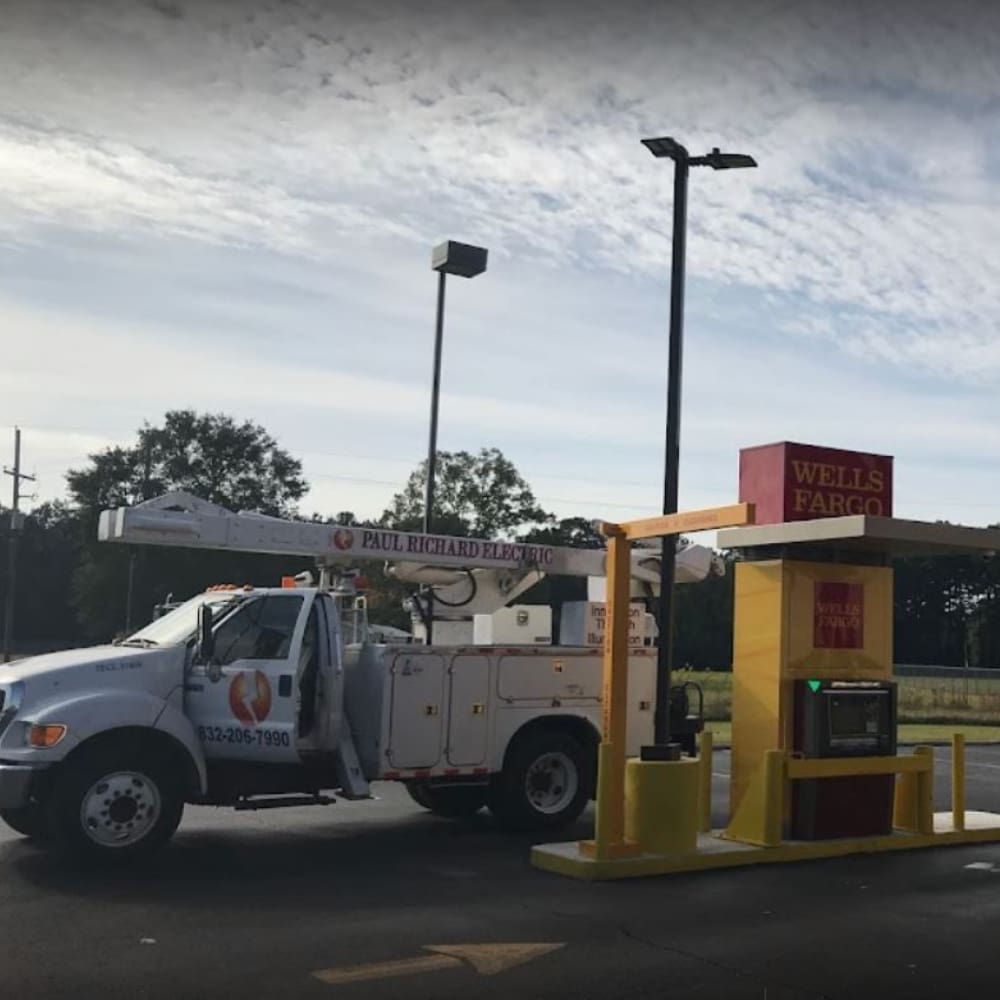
(0, 763), (41, 810)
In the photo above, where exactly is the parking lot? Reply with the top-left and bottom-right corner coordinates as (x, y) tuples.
(4, 745), (1000, 999)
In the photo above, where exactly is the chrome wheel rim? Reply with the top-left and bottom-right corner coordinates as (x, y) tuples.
(524, 751), (578, 815)
(80, 771), (162, 847)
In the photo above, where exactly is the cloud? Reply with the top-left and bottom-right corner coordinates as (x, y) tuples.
(5, 267), (999, 531)
(2, 0), (1000, 381)
(2, 0), (1000, 540)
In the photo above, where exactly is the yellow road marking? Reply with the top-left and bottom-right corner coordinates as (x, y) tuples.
(313, 954), (460, 985)
(427, 942), (565, 975)
(312, 942), (566, 986)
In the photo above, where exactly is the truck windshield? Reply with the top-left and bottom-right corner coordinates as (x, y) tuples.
(122, 593), (244, 647)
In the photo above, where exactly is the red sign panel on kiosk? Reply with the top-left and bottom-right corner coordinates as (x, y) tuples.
(739, 442), (893, 526)
(814, 582), (864, 649)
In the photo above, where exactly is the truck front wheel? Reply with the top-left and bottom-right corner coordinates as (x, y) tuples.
(489, 729), (590, 832)
(46, 744), (184, 860)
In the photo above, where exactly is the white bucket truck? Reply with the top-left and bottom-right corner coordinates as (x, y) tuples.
(0, 492), (720, 859)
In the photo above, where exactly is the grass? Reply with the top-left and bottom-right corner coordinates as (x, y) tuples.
(676, 668), (1000, 743)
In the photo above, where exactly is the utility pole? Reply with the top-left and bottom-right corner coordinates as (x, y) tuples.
(3, 427), (36, 663)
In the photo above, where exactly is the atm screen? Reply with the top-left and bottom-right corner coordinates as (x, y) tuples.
(828, 692), (884, 740)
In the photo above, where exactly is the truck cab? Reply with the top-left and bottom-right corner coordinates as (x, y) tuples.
(0, 586), (349, 858)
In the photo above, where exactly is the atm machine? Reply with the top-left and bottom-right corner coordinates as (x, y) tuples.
(791, 680), (897, 839)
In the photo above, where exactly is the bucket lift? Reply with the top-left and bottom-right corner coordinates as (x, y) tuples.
(98, 491), (724, 643)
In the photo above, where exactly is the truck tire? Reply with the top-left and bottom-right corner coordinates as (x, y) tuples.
(0, 804), (46, 840)
(404, 781), (432, 809)
(405, 781), (486, 818)
(46, 743), (184, 860)
(489, 729), (590, 832)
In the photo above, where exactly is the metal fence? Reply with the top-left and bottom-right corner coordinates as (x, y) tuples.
(895, 663), (1000, 680)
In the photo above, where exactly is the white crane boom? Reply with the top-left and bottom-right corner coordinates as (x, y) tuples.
(98, 491), (721, 586)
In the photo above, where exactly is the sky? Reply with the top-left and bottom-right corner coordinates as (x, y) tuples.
(2, 0), (1000, 543)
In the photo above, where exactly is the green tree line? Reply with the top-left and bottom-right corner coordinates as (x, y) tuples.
(2, 409), (1000, 667)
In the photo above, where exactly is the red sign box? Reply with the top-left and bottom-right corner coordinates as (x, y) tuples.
(814, 582), (864, 649)
(739, 442), (893, 526)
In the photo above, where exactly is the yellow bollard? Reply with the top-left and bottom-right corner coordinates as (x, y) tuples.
(915, 745), (935, 836)
(893, 768), (917, 831)
(625, 758), (700, 854)
(952, 733), (965, 832)
(698, 730), (714, 834)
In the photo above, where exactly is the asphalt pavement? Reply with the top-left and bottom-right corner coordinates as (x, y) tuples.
(4, 747), (1000, 999)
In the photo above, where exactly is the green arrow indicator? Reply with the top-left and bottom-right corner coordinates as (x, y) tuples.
(807, 680), (822, 693)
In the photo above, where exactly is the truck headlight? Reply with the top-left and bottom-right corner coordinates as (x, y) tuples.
(26, 724), (67, 748)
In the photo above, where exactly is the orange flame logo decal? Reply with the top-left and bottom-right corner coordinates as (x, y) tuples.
(228, 670), (272, 725)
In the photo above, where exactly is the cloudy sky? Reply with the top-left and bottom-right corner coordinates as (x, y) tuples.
(2, 0), (1000, 537)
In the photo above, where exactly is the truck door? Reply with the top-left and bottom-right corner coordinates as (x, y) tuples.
(187, 592), (307, 763)
(295, 593), (343, 754)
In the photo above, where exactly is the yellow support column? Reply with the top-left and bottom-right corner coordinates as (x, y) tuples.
(581, 527), (639, 860)
(952, 733), (965, 833)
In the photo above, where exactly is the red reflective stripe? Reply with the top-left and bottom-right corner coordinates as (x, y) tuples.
(414, 770), (431, 779)
(444, 769), (460, 776)
(473, 767), (489, 775)
(384, 771), (401, 780)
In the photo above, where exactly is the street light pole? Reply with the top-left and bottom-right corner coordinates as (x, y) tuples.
(423, 240), (488, 645)
(652, 149), (689, 753)
(640, 137), (756, 757)
(422, 268), (448, 643)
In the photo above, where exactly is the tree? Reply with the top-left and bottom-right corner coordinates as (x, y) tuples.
(674, 551), (736, 670)
(521, 516), (605, 549)
(893, 547), (1000, 668)
(0, 501), (80, 650)
(381, 448), (551, 538)
(67, 410), (306, 516)
(66, 410), (309, 641)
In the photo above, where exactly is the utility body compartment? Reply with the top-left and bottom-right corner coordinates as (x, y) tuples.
(343, 643), (656, 781)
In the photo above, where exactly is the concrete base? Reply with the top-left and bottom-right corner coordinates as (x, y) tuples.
(531, 811), (1000, 880)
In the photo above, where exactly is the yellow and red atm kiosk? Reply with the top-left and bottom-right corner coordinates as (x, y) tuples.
(725, 440), (993, 843)
(532, 441), (1000, 879)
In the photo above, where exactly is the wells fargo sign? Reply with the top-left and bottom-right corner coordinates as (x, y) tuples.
(813, 581), (864, 649)
(739, 442), (893, 525)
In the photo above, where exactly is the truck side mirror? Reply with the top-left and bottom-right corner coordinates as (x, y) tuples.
(198, 605), (216, 665)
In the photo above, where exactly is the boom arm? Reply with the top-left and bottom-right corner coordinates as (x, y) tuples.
(98, 491), (723, 592)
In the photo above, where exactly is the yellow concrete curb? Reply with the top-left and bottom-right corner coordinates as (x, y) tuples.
(531, 811), (1000, 881)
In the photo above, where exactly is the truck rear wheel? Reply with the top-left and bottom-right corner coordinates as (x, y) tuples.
(0, 804), (46, 840)
(46, 744), (184, 860)
(405, 781), (487, 818)
(489, 729), (590, 832)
